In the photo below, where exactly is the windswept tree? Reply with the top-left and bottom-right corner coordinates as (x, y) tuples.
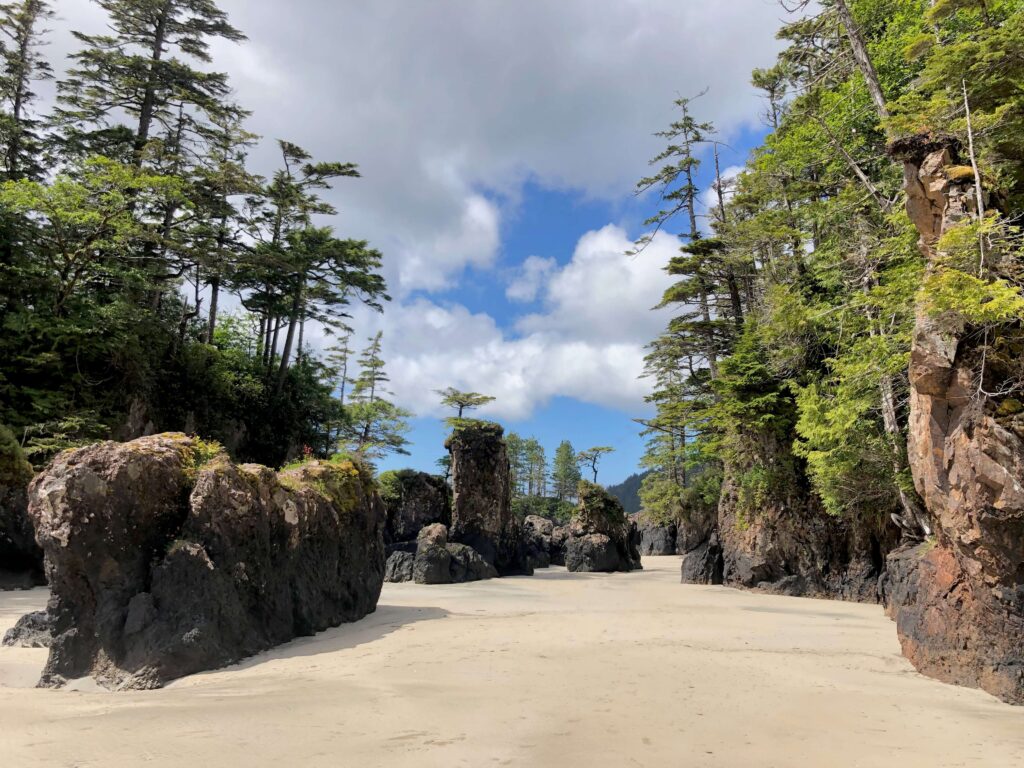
(436, 387), (496, 420)
(577, 446), (614, 483)
(54, 0), (246, 163)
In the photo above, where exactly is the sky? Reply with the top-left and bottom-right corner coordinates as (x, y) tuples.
(51, 0), (789, 485)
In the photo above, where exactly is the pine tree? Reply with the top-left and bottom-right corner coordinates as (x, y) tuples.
(551, 440), (581, 503)
(341, 332), (411, 460)
(0, 0), (53, 181)
(576, 447), (614, 484)
(436, 387), (496, 421)
(55, 0), (245, 164)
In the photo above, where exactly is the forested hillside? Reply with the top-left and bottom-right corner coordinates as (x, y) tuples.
(637, 0), (1024, 541)
(0, 0), (389, 467)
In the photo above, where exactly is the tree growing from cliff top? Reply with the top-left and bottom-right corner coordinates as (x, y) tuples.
(436, 387), (496, 421)
(577, 447), (614, 483)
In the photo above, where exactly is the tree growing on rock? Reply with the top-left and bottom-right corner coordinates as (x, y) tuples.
(577, 447), (614, 483)
(436, 387), (495, 422)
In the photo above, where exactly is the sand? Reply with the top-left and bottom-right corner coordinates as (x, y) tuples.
(1, 557), (1022, 768)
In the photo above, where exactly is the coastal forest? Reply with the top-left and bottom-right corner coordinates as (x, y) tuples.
(1, 0), (1024, 760)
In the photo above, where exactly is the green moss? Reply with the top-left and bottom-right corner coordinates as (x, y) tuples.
(278, 458), (370, 513)
(997, 398), (1024, 417)
(945, 165), (977, 182)
(181, 436), (227, 484)
(0, 424), (34, 489)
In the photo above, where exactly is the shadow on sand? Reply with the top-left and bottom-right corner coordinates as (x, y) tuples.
(192, 604), (451, 677)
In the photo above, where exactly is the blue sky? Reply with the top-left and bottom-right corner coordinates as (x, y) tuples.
(374, 130), (765, 486)
(52, 1), (787, 486)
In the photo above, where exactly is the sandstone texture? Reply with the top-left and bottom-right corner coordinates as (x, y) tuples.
(883, 135), (1024, 704)
(27, 434), (385, 690)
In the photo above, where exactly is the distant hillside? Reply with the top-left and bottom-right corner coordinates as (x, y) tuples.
(606, 471), (648, 515)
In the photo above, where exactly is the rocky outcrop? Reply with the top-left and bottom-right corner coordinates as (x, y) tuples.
(27, 434), (385, 690)
(2, 610), (53, 648)
(384, 523), (498, 585)
(380, 470), (451, 543)
(446, 422), (532, 576)
(522, 514), (555, 569)
(0, 426), (43, 589)
(564, 482), (641, 573)
(882, 136), (1024, 704)
(632, 514), (677, 556)
(681, 432), (898, 602)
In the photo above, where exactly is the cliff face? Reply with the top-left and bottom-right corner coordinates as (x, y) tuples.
(885, 137), (1024, 704)
(28, 434), (385, 690)
(682, 429), (896, 602)
(446, 422), (531, 576)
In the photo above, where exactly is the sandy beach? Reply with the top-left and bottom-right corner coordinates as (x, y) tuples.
(1, 557), (1021, 768)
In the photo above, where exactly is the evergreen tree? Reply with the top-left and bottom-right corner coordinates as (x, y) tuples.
(54, 0), (245, 163)
(551, 440), (581, 503)
(340, 332), (411, 460)
(577, 446), (614, 483)
(436, 387), (496, 420)
(0, 0), (52, 181)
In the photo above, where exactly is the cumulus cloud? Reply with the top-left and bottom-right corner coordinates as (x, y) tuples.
(50, 0), (783, 295)
(49, 2), (778, 418)
(331, 225), (680, 421)
(506, 256), (557, 303)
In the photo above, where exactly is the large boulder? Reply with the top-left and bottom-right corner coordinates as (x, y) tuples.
(379, 469), (451, 543)
(564, 482), (641, 573)
(446, 421), (532, 576)
(2, 609), (53, 648)
(0, 425), (43, 589)
(881, 137), (1024, 704)
(27, 434), (385, 690)
(385, 523), (498, 585)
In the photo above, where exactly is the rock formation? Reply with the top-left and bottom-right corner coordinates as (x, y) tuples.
(680, 432), (898, 601)
(3, 610), (53, 648)
(632, 514), (677, 556)
(0, 425), (44, 589)
(383, 522), (497, 585)
(446, 421), (532, 576)
(380, 470), (451, 543)
(883, 135), (1024, 704)
(522, 514), (555, 569)
(27, 434), (385, 690)
(564, 482), (641, 573)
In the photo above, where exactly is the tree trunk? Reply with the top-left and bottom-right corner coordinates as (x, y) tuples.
(834, 0), (890, 122)
(133, 0), (172, 165)
(276, 283), (303, 391)
(206, 274), (220, 344)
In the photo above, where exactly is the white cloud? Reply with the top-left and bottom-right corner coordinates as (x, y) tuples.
(334, 225), (679, 421)
(49, 0), (783, 296)
(506, 256), (557, 302)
